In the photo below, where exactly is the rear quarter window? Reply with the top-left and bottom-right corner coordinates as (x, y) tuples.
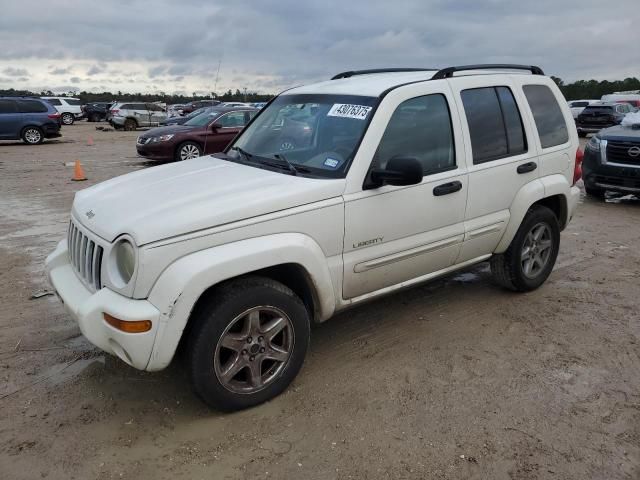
(523, 85), (569, 148)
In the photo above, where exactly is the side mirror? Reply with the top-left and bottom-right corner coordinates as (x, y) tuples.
(368, 156), (423, 188)
(210, 122), (223, 130)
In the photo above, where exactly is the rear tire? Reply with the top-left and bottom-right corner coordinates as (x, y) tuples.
(490, 205), (560, 292)
(21, 126), (44, 145)
(585, 186), (606, 199)
(175, 141), (202, 161)
(187, 276), (310, 411)
(61, 113), (74, 125)
(124, 118), (137, 131)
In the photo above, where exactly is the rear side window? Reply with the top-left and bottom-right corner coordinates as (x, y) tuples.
(461, 86), (527, 164)
(65, 99), (82, 106)
(0, 99), (17, 113)
(523, 85), (569, 148)
(16, 100), (48, 113)
(375, 94), (455, 175)
(119, 104), (133, 110)
(46, 98), (62, 106)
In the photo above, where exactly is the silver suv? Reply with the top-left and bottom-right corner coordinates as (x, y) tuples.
(109, 102), (167, 130)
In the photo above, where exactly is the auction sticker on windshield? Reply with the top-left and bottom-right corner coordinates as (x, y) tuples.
(327, 104), (372, 120)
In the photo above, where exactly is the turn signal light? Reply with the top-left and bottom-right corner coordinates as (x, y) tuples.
(103, 313), (152, 333)
(573, 148), (584, 186)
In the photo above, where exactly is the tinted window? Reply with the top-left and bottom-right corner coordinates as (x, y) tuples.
(571, 101), (589, 108)
(0, 99), (17, 113)
(375, 94), (455, 175)
(46, 98), (62, 106)
(65, 99), (82, 106)
(16, 100), (48, 113)
(523, 85), (569, 148)
(461, 86), (526, 164)
(218, 111), (248, 127)
(119, 104), (133, 110)
(146, 103), (163, 111)
(583, 106), (613, 113)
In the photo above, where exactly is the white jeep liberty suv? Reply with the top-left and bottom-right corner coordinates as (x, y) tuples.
(46, 65), (582, 410)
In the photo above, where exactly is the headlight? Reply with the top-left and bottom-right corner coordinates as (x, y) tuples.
(150, 134), (174, 143)
(586, 135), (601, 152)
(114, 239), (136, 285)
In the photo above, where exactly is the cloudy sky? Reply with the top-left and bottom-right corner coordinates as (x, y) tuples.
(0, 0), (637, 96)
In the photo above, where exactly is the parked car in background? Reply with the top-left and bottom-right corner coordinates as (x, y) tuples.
(41, 96), (83, 125)
(575, 102), (632, 137)
(222, 102), (252, 108)
(83, 102), (113, 122)
(616, 100), (640, 110)
(109, 102), (168, 130)
(159, 106), (216, 126)
(601, 93), (640, 106)
(181, 100), (221, 115)
(0, 97), (61, 144)
(582, 123), (640, 198)
(567, 99), (598, 119)
(250, 102), (267, 109)
(136, 106), (257, 161)
(167, 104), (185, 117)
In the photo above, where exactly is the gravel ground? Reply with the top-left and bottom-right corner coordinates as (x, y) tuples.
(0, 122), (639, 480)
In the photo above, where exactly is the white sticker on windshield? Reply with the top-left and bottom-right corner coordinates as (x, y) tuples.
(327, 104), (372, 120)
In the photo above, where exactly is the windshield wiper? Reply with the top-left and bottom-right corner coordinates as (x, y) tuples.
(272, 153), (299, 176)
(230, 146), (253, 162)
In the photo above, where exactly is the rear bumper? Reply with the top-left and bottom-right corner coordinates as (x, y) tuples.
(43, 122), (61, 138)
(45, 240), (161, 370)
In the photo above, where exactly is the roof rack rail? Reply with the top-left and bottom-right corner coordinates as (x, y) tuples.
(431, 64), (544, 80)
(331, 68), (434, 80)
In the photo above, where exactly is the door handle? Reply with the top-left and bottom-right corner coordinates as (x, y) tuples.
(517, 161), (537, 174)
(433, 181), (463, 196)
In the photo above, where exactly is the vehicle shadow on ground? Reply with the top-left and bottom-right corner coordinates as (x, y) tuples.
(71, 263), (496, 418)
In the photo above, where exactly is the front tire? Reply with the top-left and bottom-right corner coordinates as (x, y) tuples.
(175, 141), (202, 161)
(61, 113), (74, 125)
(22, 126), (44, 145)
(187, 276), (311, 411)
(490, 205), (560, 292)
(124, 118), (137, 131)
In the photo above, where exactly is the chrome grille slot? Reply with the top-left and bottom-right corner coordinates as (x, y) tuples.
(67, 219), (103, 291)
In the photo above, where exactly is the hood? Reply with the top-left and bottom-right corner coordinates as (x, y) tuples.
(598, 125), (640, 140)
(72, 156), (346, 245)
(140, 124), (197, 137)
(160, 117), (188, 126)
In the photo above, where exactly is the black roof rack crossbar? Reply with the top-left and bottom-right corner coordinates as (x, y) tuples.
(431, 64), (544, 80)
(331, 68), (435, 80)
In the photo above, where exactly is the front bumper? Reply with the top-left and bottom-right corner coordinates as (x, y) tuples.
(45, 240), (161, 370)
(136, 139), (174, 161)
(583, 148), (640, 194)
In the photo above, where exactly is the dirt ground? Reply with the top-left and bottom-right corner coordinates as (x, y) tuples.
(0, 122), (638, 480)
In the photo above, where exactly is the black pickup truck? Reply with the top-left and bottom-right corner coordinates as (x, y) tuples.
(82, 102), (113, 122)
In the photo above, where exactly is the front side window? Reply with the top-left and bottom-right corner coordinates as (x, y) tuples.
(217, 111), (248, 127)
(461, 86), (527, 164)
(228, 94), (378, 178)
(523, 84), (569, 149)
(373, 94), (455, 175)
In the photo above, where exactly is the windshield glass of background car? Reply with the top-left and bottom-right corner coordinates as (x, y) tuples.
(184, 112), (219, 127)
(227, 94), (378, 178)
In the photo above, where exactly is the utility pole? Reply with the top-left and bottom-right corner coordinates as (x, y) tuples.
(243, 87), (247, 102)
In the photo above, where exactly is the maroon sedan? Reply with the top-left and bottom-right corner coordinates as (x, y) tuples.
(136, 107), (257, 161)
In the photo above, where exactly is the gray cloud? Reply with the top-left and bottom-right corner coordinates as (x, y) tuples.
(3, 67), (29, 76)
(69, 76), (81, 84)
(0, 0), (638, 94)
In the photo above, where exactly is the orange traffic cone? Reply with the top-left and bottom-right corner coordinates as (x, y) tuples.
(87, 136), (94, 146)
(72, 160), (87, 181)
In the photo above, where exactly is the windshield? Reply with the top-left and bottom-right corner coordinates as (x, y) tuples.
(227, 94), (378, 178)
(184, 110), (221, 126)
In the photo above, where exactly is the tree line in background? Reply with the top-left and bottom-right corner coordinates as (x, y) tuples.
(0, 88), (273, 104)
(1, 77), (639, 104)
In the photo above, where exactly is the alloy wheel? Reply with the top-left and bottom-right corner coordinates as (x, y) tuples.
(24, 128), (42, 144)
(520, 222), (553, 279)
(180, 144), (201, 160)
(214, 306), (294, 394)
(62, 113), (74, 125)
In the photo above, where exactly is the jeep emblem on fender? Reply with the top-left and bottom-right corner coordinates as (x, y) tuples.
(85, 210), (95, 219)
(628, 146), (640, 158)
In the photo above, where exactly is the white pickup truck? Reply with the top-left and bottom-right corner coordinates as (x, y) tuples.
(46, 65), (581, 410)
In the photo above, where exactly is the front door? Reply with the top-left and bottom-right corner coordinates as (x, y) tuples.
(342, 88), (468, 299)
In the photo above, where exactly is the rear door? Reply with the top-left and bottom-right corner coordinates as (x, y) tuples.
(146, 103), (166, 125)
(450, 76), (539, 263)
(0, 99), (20, 138)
